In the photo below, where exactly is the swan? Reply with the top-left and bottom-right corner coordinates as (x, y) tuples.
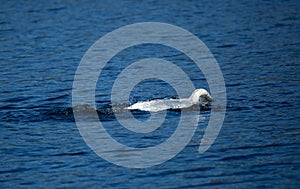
(127, 88), (213, 112)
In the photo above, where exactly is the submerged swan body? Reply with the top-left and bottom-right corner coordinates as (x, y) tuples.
(127, 88), (213, 112)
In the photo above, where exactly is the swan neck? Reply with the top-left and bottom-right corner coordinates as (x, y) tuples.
(189, 93), (199, 104)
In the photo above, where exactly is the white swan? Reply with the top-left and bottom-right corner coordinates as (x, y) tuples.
(127, 88), (213, 112)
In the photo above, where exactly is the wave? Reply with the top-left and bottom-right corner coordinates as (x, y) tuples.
(0, 102), (238, 123)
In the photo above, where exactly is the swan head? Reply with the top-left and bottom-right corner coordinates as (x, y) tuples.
(189, 88), (213, 104)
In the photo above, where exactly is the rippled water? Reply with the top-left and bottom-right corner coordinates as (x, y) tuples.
(1, 0), (300, 188)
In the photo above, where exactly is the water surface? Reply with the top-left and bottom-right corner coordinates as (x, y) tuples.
(1, 0), (299, 188)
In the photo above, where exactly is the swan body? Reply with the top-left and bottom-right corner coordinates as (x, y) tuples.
(127, 88), (212, 112)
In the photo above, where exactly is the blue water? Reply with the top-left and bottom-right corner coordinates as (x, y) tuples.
(1, 0), (300, 188)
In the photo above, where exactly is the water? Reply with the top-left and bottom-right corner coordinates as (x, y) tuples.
(1, 0), (300, 188)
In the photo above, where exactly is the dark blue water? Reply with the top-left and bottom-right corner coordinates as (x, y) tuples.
(1, 0), (300, 188)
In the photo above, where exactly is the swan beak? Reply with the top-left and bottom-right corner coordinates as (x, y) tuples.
(207, 95), (213, 102)
(204, 94), (213, 103)
(200, 94), (213, 105)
